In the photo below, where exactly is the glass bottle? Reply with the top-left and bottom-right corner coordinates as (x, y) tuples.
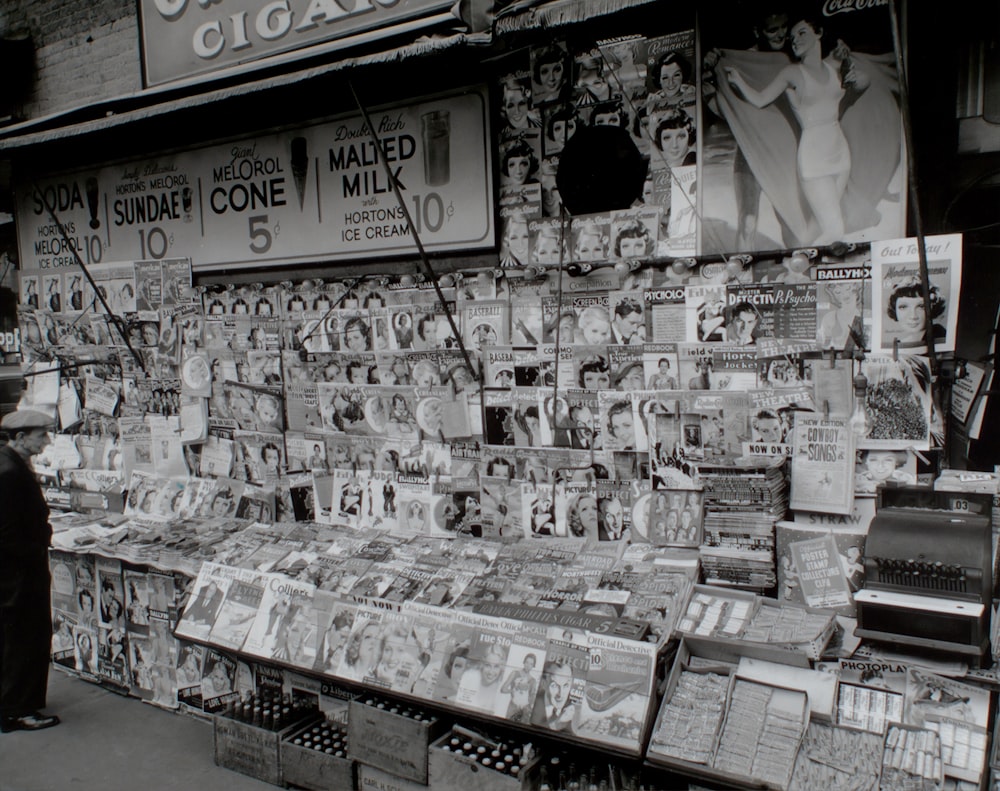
(849, 372), (872, 439)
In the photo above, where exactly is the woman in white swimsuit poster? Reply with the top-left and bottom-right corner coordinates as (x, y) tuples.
(703, 3), (903, 252)
(724, 18), (863, 244)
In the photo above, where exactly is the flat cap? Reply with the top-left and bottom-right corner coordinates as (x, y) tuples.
(1, 409), (56, 431)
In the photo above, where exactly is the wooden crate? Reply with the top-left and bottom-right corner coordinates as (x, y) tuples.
(356, 763), (429, 791)
(281, 718), (354, 791)
(213, 714), (299, 786)
(428, 728), (538, 791)
(348, 698), (446, 784)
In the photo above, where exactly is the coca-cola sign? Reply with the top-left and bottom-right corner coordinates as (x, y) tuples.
(822, 0), (889, 15)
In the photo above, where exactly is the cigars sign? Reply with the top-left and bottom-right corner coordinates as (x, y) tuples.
(14, 87), (494, 272)
(139, 0), (457, 86)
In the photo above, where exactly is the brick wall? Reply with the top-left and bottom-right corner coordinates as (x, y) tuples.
(0, 0), (141, 121)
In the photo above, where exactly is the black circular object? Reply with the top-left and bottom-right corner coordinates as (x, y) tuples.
(555, 124), (646, 216)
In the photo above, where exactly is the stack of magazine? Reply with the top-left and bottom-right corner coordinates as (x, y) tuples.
(696, 458), (787, 591)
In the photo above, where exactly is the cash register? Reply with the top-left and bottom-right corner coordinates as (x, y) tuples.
(854, 487), (993, 662)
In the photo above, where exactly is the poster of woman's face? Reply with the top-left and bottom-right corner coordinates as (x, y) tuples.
(870, 234), (961, 355)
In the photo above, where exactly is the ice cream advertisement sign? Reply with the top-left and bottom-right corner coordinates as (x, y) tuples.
(15, 87), (494, 272)
(139, 0), (458, 87)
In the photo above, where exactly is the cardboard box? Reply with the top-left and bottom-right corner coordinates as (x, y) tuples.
(428, 726), (539, 791)
(348, 697), (446, 784)
(281, 718), (354, 791)
(213, 713), (301, 786)
(646, 638), (737, 784)
(677, 585), (819, 668)
(357, 763), (429, 791)
(647, 637), (810, 790)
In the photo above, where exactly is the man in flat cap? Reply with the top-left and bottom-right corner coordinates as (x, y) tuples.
(0, 408), (60, 732)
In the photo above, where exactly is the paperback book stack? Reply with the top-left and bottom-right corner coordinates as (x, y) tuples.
(696, 458), (787, 592)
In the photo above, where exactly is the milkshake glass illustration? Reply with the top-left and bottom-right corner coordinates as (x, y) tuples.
(421, 110), (451, 187)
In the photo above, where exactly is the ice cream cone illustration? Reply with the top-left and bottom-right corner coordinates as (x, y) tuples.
(290, 136), (308, 210)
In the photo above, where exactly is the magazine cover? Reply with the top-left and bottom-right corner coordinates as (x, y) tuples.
(643, 284), (687, 344)
(127, 631), (164, 702)
(174, 562), (233, 642)
(452, 619), (516, 714)
(50, 549), (80, 620)
(483, 388), (515, 446)
(815, 261), (872, 352)
(484, 346), (517, 389)
(521, 480), (562, 538)
(529, 628), (589, 734)
(871, 233), (962, 354)
(337, 606), (384, 681)
(175, 640), (205, 710)
(599, 391), (640, 452)
(685, 285), (728, 343)
(243, 576), (317, 669)
(903, 668), (989, 783)
(858, 354), (935, 450)
(607, 289), (647, 345)
(574, 633), (657, 751)
(606, 349), (642, 399)
(96, 556), (125, 631)
(489, 620), (546, 722)
(51, 609), (78, 668)
(776, 520), (867, 616)
(854, 448), (917, 495)
(510, 387), (546, 447)
(123, 567), (151, 634)
(312, 593), (357, 675)
(463, 300), (510, 352)
(621, 570), (693, 645)
(207, 568), (267, 652)
(200, 647), (238, 713)
(71, 621), (99, 677)
(645, 489), (704, 547)
(97, 623), (130, 689)
(398, 602), (455, 699)
(479, 474), (523, 538)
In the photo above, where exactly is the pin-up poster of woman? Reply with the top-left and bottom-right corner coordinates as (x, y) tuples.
(699, 1), (905, 254)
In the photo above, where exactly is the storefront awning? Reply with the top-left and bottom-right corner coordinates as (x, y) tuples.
(0, 27), (486, 153)
(492, 0), (662, 36)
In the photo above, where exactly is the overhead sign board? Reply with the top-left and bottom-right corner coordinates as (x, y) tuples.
(15, 87), (494, 273)
(139, 0), (458, 87)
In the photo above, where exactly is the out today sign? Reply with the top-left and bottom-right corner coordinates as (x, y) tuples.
(15, 87), (494, 273)
(139, 0), (456, 87)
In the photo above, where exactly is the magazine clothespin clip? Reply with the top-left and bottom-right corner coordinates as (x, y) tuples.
(893, 337), (900, 362)
(822, 400), (830, 420)
(906, 446), (931, 466)
(827, 349), (837, 369)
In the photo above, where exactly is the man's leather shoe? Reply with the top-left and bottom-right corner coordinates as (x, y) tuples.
(1, 713), (60, 732)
